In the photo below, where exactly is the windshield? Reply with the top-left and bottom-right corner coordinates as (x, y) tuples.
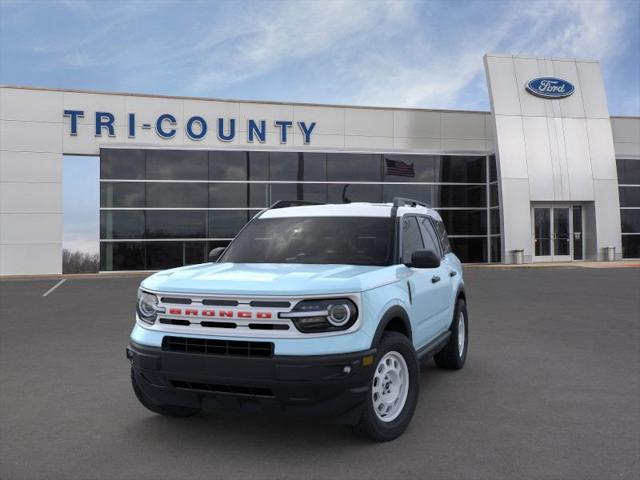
(220, 216), (395, 266)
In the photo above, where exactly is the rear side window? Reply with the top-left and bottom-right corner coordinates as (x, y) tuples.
(418, 217), (442, 257)
(401, 217), (424, 263)
(434, 219), (452, 254)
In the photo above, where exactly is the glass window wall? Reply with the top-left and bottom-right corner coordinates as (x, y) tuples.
(146, 150), (208, 180)
(617, 158), (640, 258)
(100, 149), (501, 268)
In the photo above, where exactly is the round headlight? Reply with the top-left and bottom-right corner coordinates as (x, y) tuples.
(327, 303), (352, 327)
(281, 298), (357, 332)
(137, 290), (161, 324)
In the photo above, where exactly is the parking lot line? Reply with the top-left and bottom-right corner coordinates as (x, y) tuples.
(42, 279), (66, 297)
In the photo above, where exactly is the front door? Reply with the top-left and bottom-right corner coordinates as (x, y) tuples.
(532, 205), (583, 262)
(400, 216), (451, 347)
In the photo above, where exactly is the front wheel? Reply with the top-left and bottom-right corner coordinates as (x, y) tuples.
(352, 332), (419, 442)
(434, 298), (468, 370)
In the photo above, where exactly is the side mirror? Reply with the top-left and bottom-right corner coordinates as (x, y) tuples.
(407, 249), (440, 269)
(208, 247), (226, 262)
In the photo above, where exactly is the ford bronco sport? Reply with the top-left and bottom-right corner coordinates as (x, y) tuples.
(127, 198), (468, 441)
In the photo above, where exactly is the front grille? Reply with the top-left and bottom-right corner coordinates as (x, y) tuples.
(162, 336), (274, 357)
(171, 380), (274, 397)
(151, 293), (358, 339)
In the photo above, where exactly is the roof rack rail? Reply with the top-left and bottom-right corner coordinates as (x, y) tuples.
(269, 200), (325, 209)
(390, 197), (431, 217)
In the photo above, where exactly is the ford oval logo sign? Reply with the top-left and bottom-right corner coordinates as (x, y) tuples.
(526, 77), (575, 99)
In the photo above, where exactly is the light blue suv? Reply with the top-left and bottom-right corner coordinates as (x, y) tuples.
(127, 198), (468, 441)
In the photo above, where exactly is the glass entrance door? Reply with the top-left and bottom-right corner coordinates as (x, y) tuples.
(572, 206), (583, 260)
(552, 207), (571, 261)
(532, 205), (583, 262)
(534, 208), (552, 260)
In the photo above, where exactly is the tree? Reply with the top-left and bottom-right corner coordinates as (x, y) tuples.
(62, 249), (99, 274)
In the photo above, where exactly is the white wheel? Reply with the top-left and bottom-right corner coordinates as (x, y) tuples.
(457, 311), (465, 357)
(371, 351), (409, 422)
(353, 332), (418, 441)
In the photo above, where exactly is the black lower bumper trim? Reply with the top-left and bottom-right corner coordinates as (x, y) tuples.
(127, 340), (376, 424)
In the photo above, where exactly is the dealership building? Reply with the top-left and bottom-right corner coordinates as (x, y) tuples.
(1, 54), (639, 275)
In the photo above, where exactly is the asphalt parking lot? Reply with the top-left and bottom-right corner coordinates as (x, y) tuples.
(1, 267), (639, 480)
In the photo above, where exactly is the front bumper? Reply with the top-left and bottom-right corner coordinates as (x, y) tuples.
(127, 341), (376, 424)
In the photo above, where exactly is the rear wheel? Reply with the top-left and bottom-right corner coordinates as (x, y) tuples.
(131, 369), (201, 418)
(352, 332), (419, 442)
(434, 298), (468, 370)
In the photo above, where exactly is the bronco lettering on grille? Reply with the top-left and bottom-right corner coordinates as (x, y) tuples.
(167, 308), (272, 319)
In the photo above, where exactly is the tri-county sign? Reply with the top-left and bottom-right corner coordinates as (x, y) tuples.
(63, 110), (317, 144)
(525, 77), (575, 99)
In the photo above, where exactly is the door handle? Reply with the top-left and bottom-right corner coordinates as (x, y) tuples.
(431, 275), (441, 284)
(449, 271), (457, 277)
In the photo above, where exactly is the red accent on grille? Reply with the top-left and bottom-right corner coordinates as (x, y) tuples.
(163, 305), (275, 319)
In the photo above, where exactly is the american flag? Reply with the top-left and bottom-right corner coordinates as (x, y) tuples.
(385, 158), (415, 177)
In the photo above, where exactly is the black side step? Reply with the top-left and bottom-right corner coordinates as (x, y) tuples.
(416, 331), (451, 359)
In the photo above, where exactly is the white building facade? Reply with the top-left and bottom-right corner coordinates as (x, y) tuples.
(1, 54), (639, 275)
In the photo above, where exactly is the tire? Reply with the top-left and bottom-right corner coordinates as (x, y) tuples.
(352, 332), (419, 442)
(131, 369), (201, 418)
(434, 298), (468, 370)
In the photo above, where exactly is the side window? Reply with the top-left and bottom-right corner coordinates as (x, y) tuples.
(402, 217), (424, 263)
(434, 219), (452, 254)
(418, 217), (442, 257)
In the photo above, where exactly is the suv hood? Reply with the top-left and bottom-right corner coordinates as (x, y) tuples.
(141, 262), (400, 296)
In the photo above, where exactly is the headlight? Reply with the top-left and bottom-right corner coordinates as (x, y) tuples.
(136, 290), (164, 325)
(279, 298), (358, 333)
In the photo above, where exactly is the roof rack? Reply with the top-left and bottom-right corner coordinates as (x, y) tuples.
(392, 197), (431, 209)
(269, 200), (326, 209)
(390, 197), (431, 216)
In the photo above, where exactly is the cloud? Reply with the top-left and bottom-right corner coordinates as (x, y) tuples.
(61, 51), (102, 68)
(186, 1), (414, 93)
(334, 0), (630, 109)
(28, 1), (160, 59)
(174, 0), (631, 110)
(500, 0), (627, 59)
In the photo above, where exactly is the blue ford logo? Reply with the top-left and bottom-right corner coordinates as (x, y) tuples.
(526, 77), (575, 99)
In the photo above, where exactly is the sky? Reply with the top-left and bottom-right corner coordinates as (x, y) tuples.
(62, 156), (98, 254)
(1, 0), (639, 254)
(1, 0), (639, 113)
